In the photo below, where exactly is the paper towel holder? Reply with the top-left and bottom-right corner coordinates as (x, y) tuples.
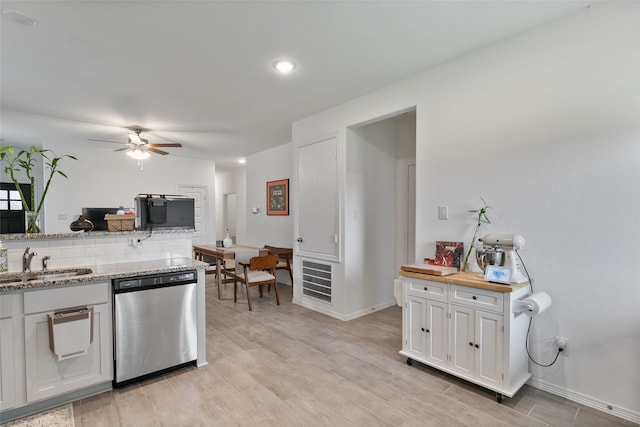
(512, 300), (534, 314)
(513, 291), (552, 316)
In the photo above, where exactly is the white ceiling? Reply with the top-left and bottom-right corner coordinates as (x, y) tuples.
(1, 1), (591, 170)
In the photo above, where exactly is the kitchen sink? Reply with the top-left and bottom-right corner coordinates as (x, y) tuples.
(0, 268), (93, 285)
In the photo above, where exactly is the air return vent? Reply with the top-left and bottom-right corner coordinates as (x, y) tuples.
(302, 260), (332, 303)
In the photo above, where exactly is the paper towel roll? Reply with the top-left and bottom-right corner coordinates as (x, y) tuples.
(522, 292), (552, 316)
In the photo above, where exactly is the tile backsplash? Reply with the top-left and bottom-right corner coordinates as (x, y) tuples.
(1, 231), (193, 272)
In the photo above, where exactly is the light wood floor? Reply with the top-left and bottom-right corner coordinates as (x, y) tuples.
(73, 278), (635, 427)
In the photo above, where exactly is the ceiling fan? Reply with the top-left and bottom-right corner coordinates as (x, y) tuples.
(88, 127), (182, 160)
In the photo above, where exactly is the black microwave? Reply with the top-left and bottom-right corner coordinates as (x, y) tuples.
(134, 195), (195, 229)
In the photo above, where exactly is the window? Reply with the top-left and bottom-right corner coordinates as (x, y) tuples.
(1, 183), (31, 233)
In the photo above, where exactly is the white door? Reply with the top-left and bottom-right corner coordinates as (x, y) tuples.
(296, 136), (338, 260)
(425, 299), (448, 367)
(476, 310), (503, 386)
(405, 295), (427, 359)
(450, 304), (475, 378)
(178, 185), (207, 246)
(224, 193), (237, 242)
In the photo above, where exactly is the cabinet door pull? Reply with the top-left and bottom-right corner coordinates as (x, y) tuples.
(469, 342), (474, 347)
(423, 286), (428, 291)
(475, 344), (480, 349)
(425, 329), (430, 333)
(421, 327), (425, 332)
(472, 295), (477, 300)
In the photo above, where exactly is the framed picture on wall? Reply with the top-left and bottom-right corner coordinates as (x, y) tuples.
(266, 179), (289, 215)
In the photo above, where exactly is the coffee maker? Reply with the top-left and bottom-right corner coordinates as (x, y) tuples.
(475, 233), (529, 283)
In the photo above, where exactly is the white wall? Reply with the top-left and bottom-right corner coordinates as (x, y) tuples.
(215, 167), (246, 243)
(37, 140), (216, 240)
(344, 122), (398, 314)
(245, 143), (294, 284)
(245, 143), (293, 247)
(292, 2), (640, 422)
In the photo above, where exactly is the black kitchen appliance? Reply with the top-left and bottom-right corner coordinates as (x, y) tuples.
(134, 195), (195, 230)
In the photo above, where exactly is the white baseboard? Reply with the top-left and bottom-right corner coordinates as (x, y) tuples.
(292, 297), (397, 321)
(528, 377), (640, 424)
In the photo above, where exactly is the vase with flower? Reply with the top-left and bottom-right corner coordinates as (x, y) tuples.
(1, 145), (77, 233)
(461, 197), (492, 272)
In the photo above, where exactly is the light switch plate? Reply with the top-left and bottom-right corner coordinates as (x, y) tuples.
(438, 206), (448, 220)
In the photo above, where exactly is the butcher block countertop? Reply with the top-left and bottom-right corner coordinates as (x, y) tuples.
(399, 270), (530, 293)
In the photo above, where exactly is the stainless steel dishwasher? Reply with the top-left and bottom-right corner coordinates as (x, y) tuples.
(112, 270), (197, 386)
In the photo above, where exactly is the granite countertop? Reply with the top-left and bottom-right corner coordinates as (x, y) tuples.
(0, 228), (195, 241)
(0, 257), (209, 293)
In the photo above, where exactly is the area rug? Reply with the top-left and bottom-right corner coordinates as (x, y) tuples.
(0, 404), (74, 427)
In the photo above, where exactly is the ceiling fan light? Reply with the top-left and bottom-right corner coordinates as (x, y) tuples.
(127, 148), (150, 160)
(128, 132), (141, 143)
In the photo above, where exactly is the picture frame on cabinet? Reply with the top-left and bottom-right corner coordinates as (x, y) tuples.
(266, 179), (289, 215)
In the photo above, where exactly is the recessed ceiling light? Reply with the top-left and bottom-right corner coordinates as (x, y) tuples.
(238, 158), (246, 164)
(1, 9), (38, 26)
(272, 59), (296, 74)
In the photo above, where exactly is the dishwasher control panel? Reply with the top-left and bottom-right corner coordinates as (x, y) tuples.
(113, 270), (196, 292)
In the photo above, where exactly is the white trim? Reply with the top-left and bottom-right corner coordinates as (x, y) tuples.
(528, 377), (640, 424)
(295, 297), (397, 321)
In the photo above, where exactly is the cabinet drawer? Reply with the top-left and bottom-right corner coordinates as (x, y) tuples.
(450, 285), (503, 312)
(406, 279), (448, 302)
(23, 282), (110, 314)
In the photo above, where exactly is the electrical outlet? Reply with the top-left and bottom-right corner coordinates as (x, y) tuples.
(128, 238), (137, 247)
(553, 337), (569, 357)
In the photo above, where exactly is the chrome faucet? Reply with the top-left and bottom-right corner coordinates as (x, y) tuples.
(42, 255), (51, 272)
(22, 247), (37, 273)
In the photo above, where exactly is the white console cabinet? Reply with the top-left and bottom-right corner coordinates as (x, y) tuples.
(400, 272), (532, 402)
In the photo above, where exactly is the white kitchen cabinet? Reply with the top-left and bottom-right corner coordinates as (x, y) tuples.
(450, 304), (503, 388)
(0, 294), (16, 411)
(400, 273), (531, 402)
(22, 282), (112, 403)
(403, 280), (449, 368)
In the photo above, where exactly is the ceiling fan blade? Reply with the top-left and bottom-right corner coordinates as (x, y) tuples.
(114, 147), (130, 152)
(147, 147), (169, 155)
(149, 143), (182, 148)
(88, 138), (126, 145)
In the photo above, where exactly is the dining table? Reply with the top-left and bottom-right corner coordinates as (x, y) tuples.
(192, 244), (269, 299)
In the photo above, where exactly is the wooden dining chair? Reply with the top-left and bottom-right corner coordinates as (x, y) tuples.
(263, 245), (293, 282)
(230, 254), (280, 311)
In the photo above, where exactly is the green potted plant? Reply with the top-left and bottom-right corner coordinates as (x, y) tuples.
(1, 145), (77, 233)
(462, 197), (492, 272)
